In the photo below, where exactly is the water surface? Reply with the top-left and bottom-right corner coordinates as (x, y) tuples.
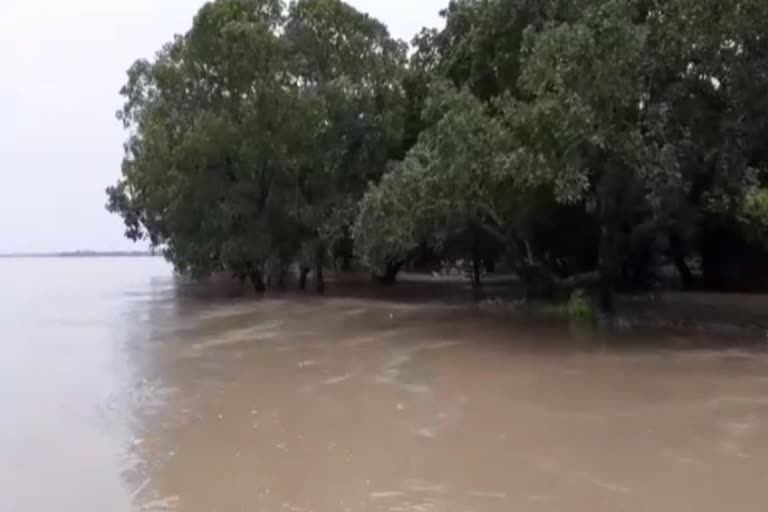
(2, 258), (768, 511)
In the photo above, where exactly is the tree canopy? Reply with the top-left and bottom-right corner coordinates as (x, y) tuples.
(108, 0), (768, 309)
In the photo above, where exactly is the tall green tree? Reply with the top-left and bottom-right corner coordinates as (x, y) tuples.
(283, 0), (407, 290)
(108, 0), (406, 291)
(642, 0), (768, 290)
(108, 0), (300, 289)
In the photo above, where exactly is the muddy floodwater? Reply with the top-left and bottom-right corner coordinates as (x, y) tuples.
(3, 259), (768, 511)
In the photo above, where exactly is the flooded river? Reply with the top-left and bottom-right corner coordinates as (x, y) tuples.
(3, 258), (768, 511)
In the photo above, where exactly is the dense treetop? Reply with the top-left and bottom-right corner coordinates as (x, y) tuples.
(108, 0), (768, 310)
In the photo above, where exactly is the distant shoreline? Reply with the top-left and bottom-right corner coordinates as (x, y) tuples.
(0, 251), (158, 259)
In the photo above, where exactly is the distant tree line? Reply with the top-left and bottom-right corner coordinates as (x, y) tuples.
(108, 0), (768, 312)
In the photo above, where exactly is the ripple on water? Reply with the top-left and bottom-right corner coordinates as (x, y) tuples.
(135, 495), (179, 512)
(322, 373), (354, 385)
(187, 322), (284, 354)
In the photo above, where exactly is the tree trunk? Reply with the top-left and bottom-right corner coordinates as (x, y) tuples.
(471, 229), (482, 289)
(315, 255), (325, 295)
(248, 269), (266, 294)
(519, 263), (556, 300)
(669, 232), (693, 290)
(673, 254), (693, 290)
(375, 261), (403, 285)
(599, 275), (615, 315)
(341, 254), (352, 272)
(299, 267), (310, 291)
(598, 226), (619, 315)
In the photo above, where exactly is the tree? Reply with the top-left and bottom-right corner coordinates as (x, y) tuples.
(639, 0), (768, 290)
(353, 154), (433, 283)
(108, 0), (406, 292)
(107, 0), (307, 289)
(283, 0), (407, 291)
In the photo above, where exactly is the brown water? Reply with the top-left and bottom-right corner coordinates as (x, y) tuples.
(3, 258), (768, 511)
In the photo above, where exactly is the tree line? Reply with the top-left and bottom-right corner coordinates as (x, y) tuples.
(108, 0), (768, 312)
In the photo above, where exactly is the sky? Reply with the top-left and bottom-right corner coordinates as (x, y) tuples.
(0, 0), (445, 253)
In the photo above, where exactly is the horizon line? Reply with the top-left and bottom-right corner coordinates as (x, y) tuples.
(0, 249), (158, 258)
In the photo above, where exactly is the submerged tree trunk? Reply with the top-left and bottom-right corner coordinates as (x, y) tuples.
(502, 236), (555, 300)
(519, 263), (557, 300)
(248, 268), (266, 294)
(299, 267), (310, 291)
(598, 226), (619, 315)
(599, 275), (615, 314)
(669, 232), (693, 290)
(340, 254), (352, 272)
(375, 261), (403, 285)
(471, 229), (483, 289)
(673, 254), (693, 290)
(315, 252), (325, 294)
(315, 266), (325, 294)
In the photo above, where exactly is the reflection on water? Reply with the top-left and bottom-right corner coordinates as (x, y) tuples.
(2, 259), (768, 511)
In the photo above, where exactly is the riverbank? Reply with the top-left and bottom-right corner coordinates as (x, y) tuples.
(172, 271), (768, 349)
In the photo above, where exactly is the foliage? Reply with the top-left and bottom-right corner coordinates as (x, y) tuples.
(353, 155), (433, 276)
(108, 0), (404, 288)
(284, 0), (407, 275)
(108, 0), (768, 305)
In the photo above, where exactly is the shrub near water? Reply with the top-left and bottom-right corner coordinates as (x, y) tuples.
(568, 290), (595, 323)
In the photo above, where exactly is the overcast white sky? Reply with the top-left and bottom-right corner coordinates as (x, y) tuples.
(0, 0), (444, 253)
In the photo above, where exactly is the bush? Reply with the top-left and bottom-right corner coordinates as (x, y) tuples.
(567, 289), (595, 322)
